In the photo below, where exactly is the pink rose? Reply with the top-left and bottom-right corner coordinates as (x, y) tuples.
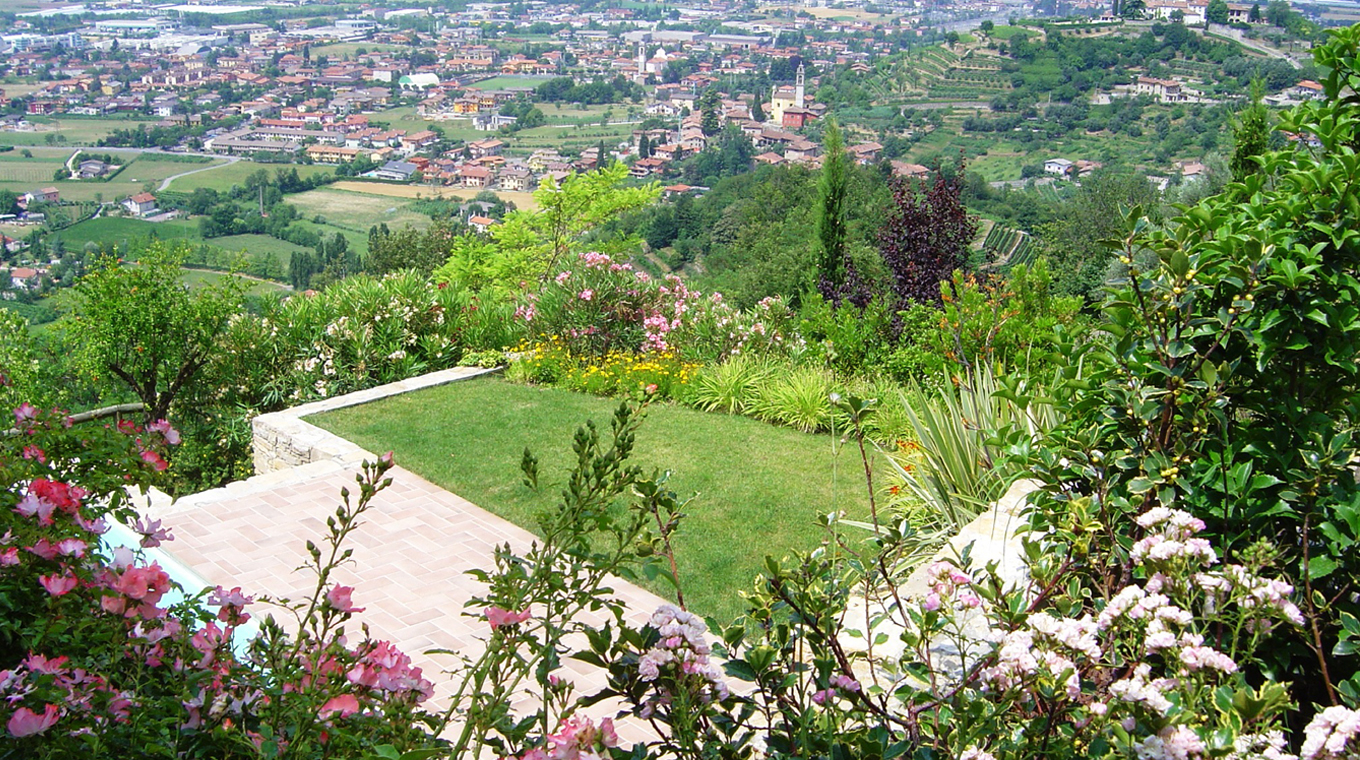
(39, 573), (77, 596)
(326, 585), (365, 613)
(7, 704), (59, 738)
(319, 694), (361, 718)
(485, 606), (531, 630)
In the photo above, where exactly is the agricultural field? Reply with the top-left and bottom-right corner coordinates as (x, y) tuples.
(0, 116), (159, 147)
(0, 151), (231, 203)
(286, 187), (433, 235)
(209, 233), (309, 263)
(46, 216), (200, 253)
(0, 150), (68, 183)
(180, 268), (290, 298)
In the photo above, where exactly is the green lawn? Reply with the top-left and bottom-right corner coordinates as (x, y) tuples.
(308, 376), (872, 622)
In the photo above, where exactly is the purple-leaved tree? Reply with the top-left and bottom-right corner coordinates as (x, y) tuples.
(877, 160), (979, 307)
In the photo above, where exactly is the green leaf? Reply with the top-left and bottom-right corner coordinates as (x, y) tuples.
(1309, 554), (1340, 580)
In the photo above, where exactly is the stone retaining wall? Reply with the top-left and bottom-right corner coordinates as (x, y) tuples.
(250, 367), (499, 474)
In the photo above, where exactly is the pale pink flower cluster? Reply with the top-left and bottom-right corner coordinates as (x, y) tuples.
(1227, 731), (1296, 760)
(1133, 725), (1207, 760)
(1302, 706), (1360, 760)
(1200, 565), (1305, 628)
(1132, 508), (1216, 566)
(637, 604), (728, 704)
(984, 629), (1082, 698)
(922, 560), (980, 611)
(960, 749), (997, 760)
(1109, 663), (1177, 714)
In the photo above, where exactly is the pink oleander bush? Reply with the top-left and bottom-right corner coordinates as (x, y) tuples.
(515, 251), (797, 363)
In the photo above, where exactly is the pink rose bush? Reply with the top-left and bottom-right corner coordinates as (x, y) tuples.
(0, 412), (436, 757)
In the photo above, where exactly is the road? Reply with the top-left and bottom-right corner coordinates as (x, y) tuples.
(90, 146), (242, 191)
(154, 154), (240, 191)
(1205, 24), (1305, 69)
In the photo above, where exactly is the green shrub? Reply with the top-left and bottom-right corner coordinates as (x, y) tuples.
(751, 365), (836, 433)
(681, 355), (772, 415)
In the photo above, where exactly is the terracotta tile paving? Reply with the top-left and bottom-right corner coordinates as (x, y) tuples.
(149, 462), (672, 729)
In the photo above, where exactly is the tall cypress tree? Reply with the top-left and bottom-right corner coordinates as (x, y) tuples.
(815, 119), (850, 297)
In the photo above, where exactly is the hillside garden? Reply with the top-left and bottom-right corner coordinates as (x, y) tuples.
(1, 25), (1360, 760)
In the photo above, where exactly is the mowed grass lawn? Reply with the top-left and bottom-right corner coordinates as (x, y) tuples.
(309, 376), (871, 622)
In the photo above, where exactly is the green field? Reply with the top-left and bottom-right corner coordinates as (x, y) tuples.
(309, 376), (873, 622)
(0, 151), (233, 202)
(162, 161), (335, 193)
(47, 219), (300, 283)
(210, 233), (309, 260)
(466, 75), (555, 90)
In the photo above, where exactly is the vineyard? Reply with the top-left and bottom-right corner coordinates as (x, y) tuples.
(980, 222), (1037, 269)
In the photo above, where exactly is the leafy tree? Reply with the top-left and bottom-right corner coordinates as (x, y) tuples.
(814, 119), (851, 297)
(751, 98), (765, 123)
(877, 161), (979, 306)
(434, 164), (660, 294)
(1231, 81), (1271, 182)
(68, 243), (245, 421)
(1036, 169), (1161, 301)
(1248, 2), (1261, 21)
(1207, 0), (1230, 23)
(0, 190), (17, 216)
(638, 133), (651, 159)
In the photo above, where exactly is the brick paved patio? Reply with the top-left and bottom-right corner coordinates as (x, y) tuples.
(146, 456), (671, 721)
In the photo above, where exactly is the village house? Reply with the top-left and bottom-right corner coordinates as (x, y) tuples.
(373, 160), (419, 181)
(497, 166), (532, 191)
(7, 267), (40, 290)
(468, 139), (505, 159)
(305, 145), (363, 164)
(459, 164), (492, 188)
(1134, 76), (1188, 103)
(467, 215), (497, 233)
(122, 192), (158, 217)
